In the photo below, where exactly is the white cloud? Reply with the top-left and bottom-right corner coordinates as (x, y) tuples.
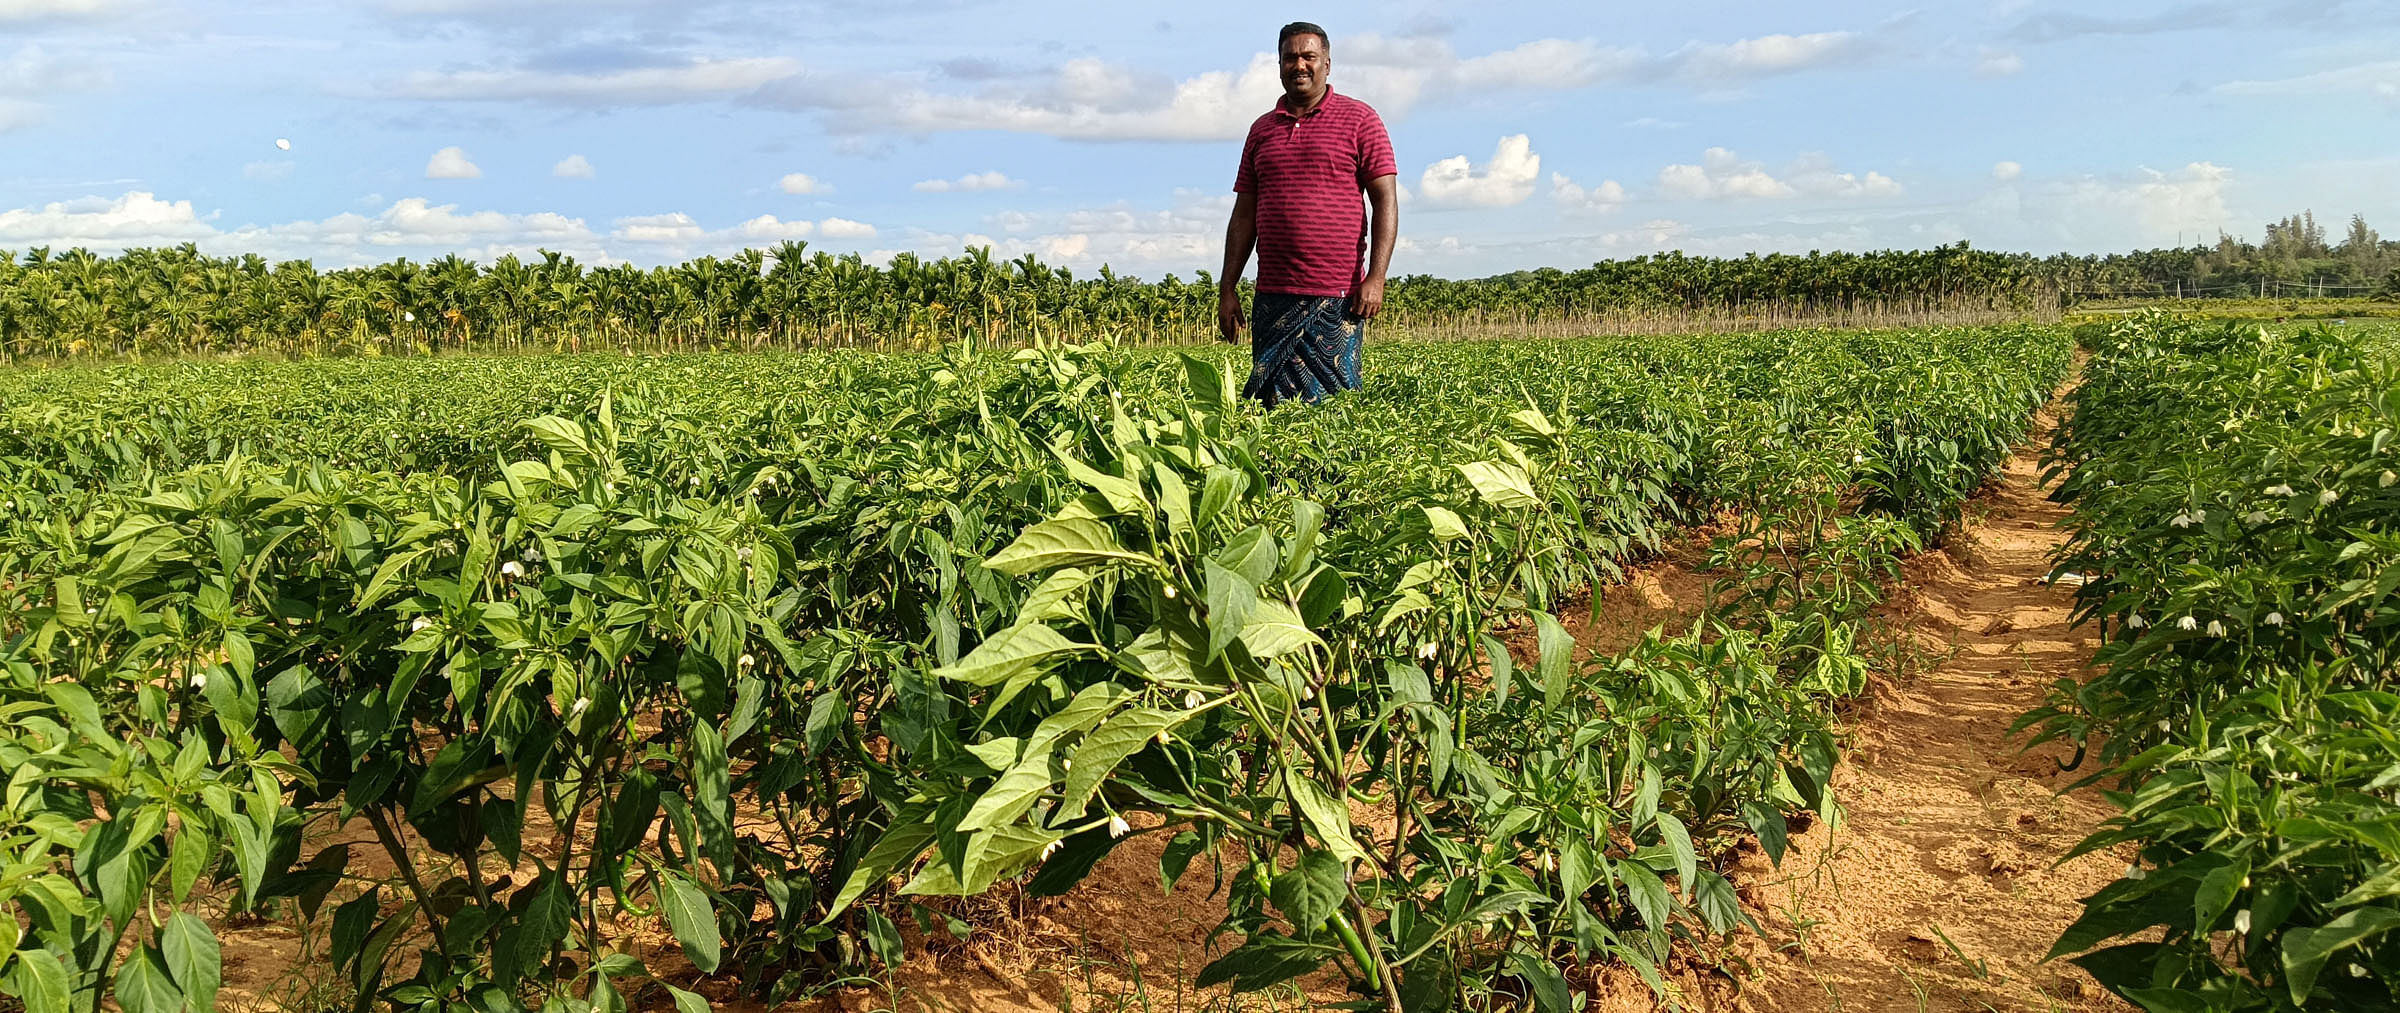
(2055, 162), (2234, 242)
(424, 146), (482, 180)
(913, 170), (1022, 193)
(778, 172), (830, 195)
(551, 154), (594, 178)
(1993, 161), (2024, 182)
(0, 98), (43, 133)
(1659, 148), (1794, 199)
(728, 214), (813, 242)
(1419, 135), (1540, 208)
(1656, 148), (1899, 200)
(382, 56), (799, 106)
(1551, 173), (1626, 213)
(242, 160), (295, 182)
(1978, 49), (2026, 77)
(819, 217), (876, 239)
(0, 191), (218, 248)
(611, 212), (703, 243)
(764, 23), (1888, 142)
(0, 0), (118, 22)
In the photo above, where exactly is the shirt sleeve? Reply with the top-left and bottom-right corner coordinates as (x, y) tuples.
(1234, 128), (1258, 193)
(1356, 110), (1397, 183)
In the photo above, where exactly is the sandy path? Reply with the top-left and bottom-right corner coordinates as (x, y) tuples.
(1719, 415), (2132, 1013)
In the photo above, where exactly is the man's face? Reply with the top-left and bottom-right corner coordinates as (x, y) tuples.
(1279, 33), (1329, 105)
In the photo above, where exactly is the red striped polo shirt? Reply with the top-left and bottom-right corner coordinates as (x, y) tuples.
(1234, 89), (1396, 298)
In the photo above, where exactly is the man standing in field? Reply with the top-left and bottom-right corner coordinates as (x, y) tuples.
(1218, 21), (1400, 408)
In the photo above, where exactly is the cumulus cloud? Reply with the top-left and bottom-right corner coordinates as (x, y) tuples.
(382, 56), (799, 106)
(611, 212), (702, 243)
(1551, 173), (1626, 213)
(552, 154), (594, 178)
(0, 191), (218, 248)
(819, 217), (876, 239)
(0, 98), (44, 132)
(761, 22), (1891, 143)
(1994, 161), (2024, 181)
(778, 172), (830, 195)
(728, 214), (813, 242)
(913, 171), (1023, 193)
(1657, 148), (1899, 200)
(1978, 49), (2026, 77)
(1419, 135), (1540, 208)
(425, 146), (482, 179)
(2056, 162), (2234, 241)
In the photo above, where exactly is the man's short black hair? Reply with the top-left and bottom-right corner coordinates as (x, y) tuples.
(1279, 21), (1329, 52)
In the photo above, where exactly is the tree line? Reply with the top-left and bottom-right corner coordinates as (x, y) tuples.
(1, 210), (2390, 361)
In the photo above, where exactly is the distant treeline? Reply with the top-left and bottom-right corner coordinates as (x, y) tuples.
(2, 210), (2393, 360)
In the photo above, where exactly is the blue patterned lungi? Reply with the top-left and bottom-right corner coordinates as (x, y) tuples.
(1243, 292), (1363, 409)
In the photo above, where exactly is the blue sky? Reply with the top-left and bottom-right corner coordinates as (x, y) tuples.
(2, 0), (2396, 278)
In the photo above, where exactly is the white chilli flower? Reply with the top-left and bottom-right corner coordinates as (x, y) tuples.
(2265, 612), (2285, 627)
(410, 617), (433, 632)
(570, 697), (591, 717)
(2266, 484), (2295, 497)
(2178, 616), (2199, 631)
(739, 653), (756, 669)
(2233, 908), (2251, 934)
(2206, 620), (2226, 637)
(188, 672), (207, 690)
(2244, 511), (2269, 526)
(2127, 614), (2148, 629)
(1416, 642), (1438, 660)
(2170, 513), (2194, 529)
(1163, 585), (1177, 599)
(2382, 471), (2397, 488)
(1107, 814), (1132, 838)
(2351, 963), (2369, 979)
(500, 560), (527, 578)
(2126, 864), (2148, 881)
(2318, 489), (2340, 506)
(1041, 839), (1065, 860)
(521, 546), (542, 563)
(1183, 690), (1205, 709)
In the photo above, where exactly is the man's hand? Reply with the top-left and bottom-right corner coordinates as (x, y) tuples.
(1217, 287), (1246, 342)
(1350, 276), (1386, 320)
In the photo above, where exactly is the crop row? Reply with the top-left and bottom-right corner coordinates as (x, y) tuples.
(0, 326), (2070, 1013)
(2031, 313), (2399, 1011)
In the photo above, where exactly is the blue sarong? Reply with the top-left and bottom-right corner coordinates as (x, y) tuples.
(1243, 292), (1363, 409)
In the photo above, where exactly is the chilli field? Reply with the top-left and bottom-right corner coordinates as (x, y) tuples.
(0, 316), (2389, 1013)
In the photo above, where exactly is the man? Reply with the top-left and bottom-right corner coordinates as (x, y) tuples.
(1218, 21), (1399, 408)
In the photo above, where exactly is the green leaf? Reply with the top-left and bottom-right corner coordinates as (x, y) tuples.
(821, 814), (938, 922)
(1535, 612), (1572, 712)
(1507, 950), (1575, 1013)
(516, 873), (573, 980)
(1421, 504), (1468, 541)
(113, 948), (184, 1013)
(899, 824), (1063, 896)
(1690, 869), (1744, 936)
(659, 871), (722, 974)
(1203, 558), (1258, 663)
(2193, 858), (2246, 934)
(1655, 812), (1697, 892)
(664, 986), (713, 1013)
(2281, 907), (2400, 1003)
(955, 739), (1056, 832)
(861, 908), (906, 969)
(934, 623), (1084, 689)
(1283, 767), (1367, 864)
(1744, 801), (1790, 866)
(1194, 932), (1331, 993)
(1240, 600), (1322, 658)
(161, 912), (222, 1013)
(1268, 850), (1346, 930)
(1457, 460), (1541, 509)
(11, 948), (69, 1013)
(1618, 860), (1673, 933)
(1060, 707), (1192, 820)
(985, 517), (1158, 575)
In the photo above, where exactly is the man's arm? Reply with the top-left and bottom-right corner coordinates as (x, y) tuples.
(1218, 190), (1258, 341)
(1353, 174), (1399, 320)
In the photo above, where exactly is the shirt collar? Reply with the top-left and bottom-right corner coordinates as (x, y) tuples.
(1274, 88), (1336, 121)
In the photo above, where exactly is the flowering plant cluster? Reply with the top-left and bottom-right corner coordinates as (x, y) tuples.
(2028, 313), (2400, 1010)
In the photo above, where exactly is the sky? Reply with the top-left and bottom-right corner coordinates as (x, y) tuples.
(1, 0), (2396, 279)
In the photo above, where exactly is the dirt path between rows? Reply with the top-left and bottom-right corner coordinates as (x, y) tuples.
(1714, 411), (2133, 1013)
